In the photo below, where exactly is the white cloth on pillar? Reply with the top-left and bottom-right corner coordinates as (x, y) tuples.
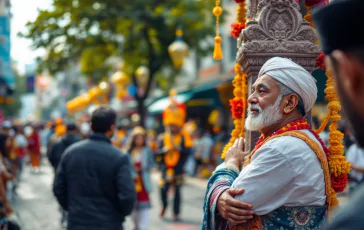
(258, 57), (318, 113)
(231, 130), (326, 215)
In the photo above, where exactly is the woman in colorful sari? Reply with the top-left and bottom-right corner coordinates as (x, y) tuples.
(126, 126), (154, 230)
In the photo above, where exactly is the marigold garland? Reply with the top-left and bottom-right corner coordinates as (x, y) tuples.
(221, 63), (247, 159)
(316, 53), (326, 70)
(304, 1), (328, 28)
(324, 69), (351, 193)
(330, 174), (348, 193)
(231, 23), (246, 39)
(230, 1), (247, 39)
(230, 99), (244, 119)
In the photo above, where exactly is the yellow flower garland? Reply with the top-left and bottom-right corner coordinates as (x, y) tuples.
(325, 69), (351, 177)
(304, 6), (314, 27)
(236, 2), (247, 24)
(220, 0), (248, 159)
(221, 63), (247, 159)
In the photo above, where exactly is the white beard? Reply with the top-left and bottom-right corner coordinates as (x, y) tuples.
(245, 95), (283, 131)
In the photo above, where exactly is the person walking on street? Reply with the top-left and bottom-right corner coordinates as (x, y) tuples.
(47, 123), (80, 172)
(14, 126), (28, 178)
(313, 1), (364, 229)
(27, 125), (41, 173)
(193, 128), (214, 178)
(157, 91), (192, 221)
(126, 126), (154, 230)
(53, 106), (136, 230)
(346, 143), (364, 194)
(47, 123), (81, 227)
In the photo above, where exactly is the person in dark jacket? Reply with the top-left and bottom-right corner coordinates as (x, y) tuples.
(313, 1), (364, 229)
(53, 106), (136, 230)
(48, 123), (80, 171)
(48, 123), (81, 227)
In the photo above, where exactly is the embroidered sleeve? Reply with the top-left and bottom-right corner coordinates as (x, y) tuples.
(202, 165), (239, 230)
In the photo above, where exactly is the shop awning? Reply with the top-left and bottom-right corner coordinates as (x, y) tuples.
(191, 79), (223, 94)
(147, 92), (193, 114)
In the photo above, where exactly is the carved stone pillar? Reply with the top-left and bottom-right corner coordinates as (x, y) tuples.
(237, 0), (321, 151)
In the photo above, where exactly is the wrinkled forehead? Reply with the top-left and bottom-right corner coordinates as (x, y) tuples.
(252, 74), (279, 90)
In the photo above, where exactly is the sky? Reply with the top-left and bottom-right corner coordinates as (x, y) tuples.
(10, 0), (52, 74)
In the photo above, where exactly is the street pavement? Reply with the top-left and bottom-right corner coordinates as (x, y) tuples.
(11, 160), (206, 230)
(10, 159), (350, 230)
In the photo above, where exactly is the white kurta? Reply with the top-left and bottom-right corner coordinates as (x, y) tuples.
(231, 130), (326, 215)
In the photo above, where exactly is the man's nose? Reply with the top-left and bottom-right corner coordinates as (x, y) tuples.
(247, 94), (258, 104)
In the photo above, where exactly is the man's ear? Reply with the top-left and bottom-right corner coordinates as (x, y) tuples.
(330, 50), (361, 101)
(282, 94), (299, 114)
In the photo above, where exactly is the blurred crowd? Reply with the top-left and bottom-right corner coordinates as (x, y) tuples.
(1, 114), (363, 228)
(0, 116), (229, 228)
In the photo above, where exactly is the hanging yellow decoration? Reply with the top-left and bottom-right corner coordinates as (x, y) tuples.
(213, 0), (223, 60)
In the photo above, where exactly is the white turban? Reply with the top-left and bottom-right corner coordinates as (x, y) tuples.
(258, 57), (317, 113)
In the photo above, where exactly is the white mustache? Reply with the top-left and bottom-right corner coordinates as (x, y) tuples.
(248, 104), (262, 113)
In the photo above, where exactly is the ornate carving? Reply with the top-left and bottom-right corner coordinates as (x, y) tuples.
(237, 0), (320, 61)
(236, 0), (320, 152)
(292, 28), (316, 43)
(248, 0), (262, 20)
(240, 56), (316, 71)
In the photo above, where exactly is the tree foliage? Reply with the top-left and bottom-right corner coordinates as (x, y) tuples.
(21, 0), (217, 126)
(21, 0), (215, 82)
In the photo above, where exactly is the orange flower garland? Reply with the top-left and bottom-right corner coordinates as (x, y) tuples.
(231, 0), (247, 38)
(304, 0), (328, 27)
(220, 0), (248, 159)
(304, 6), (314, 27)
(315, 53), (326, 70)
(314, 52), (350, 193)
(230, 99), (244, 119)
(324, 69), (351, 193)
(221, 63), (247, 159)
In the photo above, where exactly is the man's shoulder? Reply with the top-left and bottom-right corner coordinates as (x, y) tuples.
(258, 131), (323, 164)
(69, 139), (120, 153)
(65, 139), (88, 149)
(263, 130), (319, 151)
(64, 140), (125, 163)
(51, 140), (64, 149)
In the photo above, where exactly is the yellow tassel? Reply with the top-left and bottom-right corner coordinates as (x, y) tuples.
(213, 36), (223, 60)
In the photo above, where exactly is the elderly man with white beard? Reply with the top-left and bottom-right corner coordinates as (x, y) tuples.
(202, 57), (336, 230)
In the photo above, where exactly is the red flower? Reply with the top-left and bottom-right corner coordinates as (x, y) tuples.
(305, 0), (327, 7)
(231, 23), (245, 39)
(230, 99), (244, 119)
(316, 53), (326, 70)
(234, 0), (245, 3)
(331, 174), (348, 193)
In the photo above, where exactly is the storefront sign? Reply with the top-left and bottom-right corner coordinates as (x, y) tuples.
(199, 64), (221, 80)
